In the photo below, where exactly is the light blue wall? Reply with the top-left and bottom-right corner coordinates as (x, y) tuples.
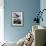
(4, 0), (40, 42)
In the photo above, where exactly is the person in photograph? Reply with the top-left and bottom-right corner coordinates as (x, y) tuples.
(13, 19), (21, 24)
(13, 13), (20, 18)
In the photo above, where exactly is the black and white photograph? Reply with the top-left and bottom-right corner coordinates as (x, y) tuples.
(12, 11), (23, 26)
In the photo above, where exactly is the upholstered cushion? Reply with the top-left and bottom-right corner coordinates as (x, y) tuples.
(17, 37), (25, 46)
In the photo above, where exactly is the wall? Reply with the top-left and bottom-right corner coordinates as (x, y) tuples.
(4, 0), (40, 42)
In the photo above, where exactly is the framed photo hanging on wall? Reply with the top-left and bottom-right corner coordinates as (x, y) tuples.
(12, 11), (23, 26)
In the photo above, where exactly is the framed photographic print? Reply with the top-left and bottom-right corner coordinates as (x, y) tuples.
(12, 11), (23, 26)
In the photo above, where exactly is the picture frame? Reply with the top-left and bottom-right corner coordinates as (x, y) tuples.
(12, 11), (23, 26)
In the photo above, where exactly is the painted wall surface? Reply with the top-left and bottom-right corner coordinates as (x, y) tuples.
(4, 0), (40, 42)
